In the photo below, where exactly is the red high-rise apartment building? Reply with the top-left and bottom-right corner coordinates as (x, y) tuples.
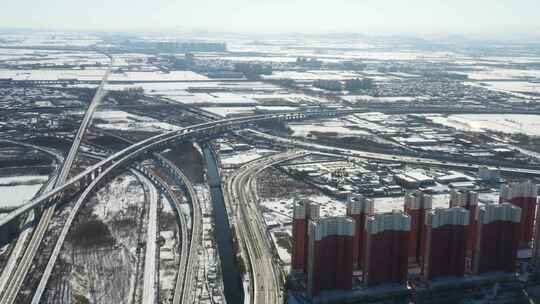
(307, 216), (355, 297)
(422, 207), (469, 280)
(473, 203), (521, 274)
(291, 199), (320, 273)
(450, 189), (478, 254)
(363, 211), (411, 287)
(501, 181), (538, 248)
(534, 200), (540, 266)
(346, 194), (374, 268)
(404, 191), (432, 263)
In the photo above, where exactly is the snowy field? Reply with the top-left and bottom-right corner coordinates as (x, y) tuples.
(426, 114), (540, 136)
(220, 149), (278, 167)
(0, 50), (109, 66)
(263, 194), (347, 265)
(0, 175), (48, 185)
(373, 194), (449, 212)
(229, 42), (455, 61)
(261, 195), (347, 230)
(462, 68), (540, 80)
(53, 172), (146, 304)
(480, 81), (540, 95)
(344, 114), (395, 134)
(193, 183), (227, 303)
(92, 110), (182, 132)
(201, 106), (255, 117)
(0, 69), (208, 82)
(109, 71), (208, 82)
(216, 55), (297, 63)
(0, 69), (107, 81)
(0, 185), (42, 208)
(92, 173), (145, 223)
(261, 192), (472, 223)
(106, 81), (280, 94)
(289, 118), (371, 137)
(263, 70), (361, 81)
(0, 175), (48, 208)
(0, 33), (101, 47)
(342, 95), (421, 103)
(465, 82), (539, 100)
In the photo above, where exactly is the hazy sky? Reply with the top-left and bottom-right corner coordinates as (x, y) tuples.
(2, 0), (539, 35)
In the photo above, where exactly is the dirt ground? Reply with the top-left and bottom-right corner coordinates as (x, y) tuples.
(163, 142), (205, 184)
(256, 166), (322, 200)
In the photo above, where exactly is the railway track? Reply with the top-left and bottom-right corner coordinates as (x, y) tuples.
(225, 151), (307, 304)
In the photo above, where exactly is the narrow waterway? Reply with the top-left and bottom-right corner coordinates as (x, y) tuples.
(203, 147), (244, 304)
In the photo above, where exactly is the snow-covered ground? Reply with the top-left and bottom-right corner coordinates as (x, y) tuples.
(342, 95), (420, 103)
(0, 69), (208, 82)
(201, 106), (255, 117)
(289, 118), (370, 137)
(262, 194), (347, 265)
(105, 81), (282, 105)
(108, 71), (208, 82)
(50, 173), (146, 304)
(0, 185), (42, 208)
(0, 175), (48, 185)
(0, 68), (107, 81)
(141, 172), (159, 304)
(461, 67), (540, 80)
(426, 114), (540, 136)
(480, 81), (540, 95)
(220, 149), (278, 167)
(159, 230), (178, 290)
(96, 121), (182, 132)
(92, 174), (144, 223)
(91, 110), (182, 132)
(158, 193), (182, 301)
(193, 184), (226, 304)
(270, 227), (292, 265)
(263, 70), (360, 81)
(373, 194), (449, 212)
(0, 175), (48, 208)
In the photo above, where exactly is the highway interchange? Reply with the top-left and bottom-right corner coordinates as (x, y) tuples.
(2, 84), (540, 304)
(0, 101), (349, 303)
(0, 57), (112, 304)
(0, 140), (64, 301)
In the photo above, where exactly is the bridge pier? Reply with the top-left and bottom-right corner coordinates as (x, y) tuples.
(84, 175), (91, 188)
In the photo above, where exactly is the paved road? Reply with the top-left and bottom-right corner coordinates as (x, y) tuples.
(0, 57), (111, 304)
(29, 162), (136, 303)
(246, 129), (540, 177)
(28, 149), (193, 304)
(150, 170), (189, 304)
(0, 141), (63, 300)
(136, 169), (159, 304)
(226, 151), (306, 304)
(159, 158), (202, 304)
(90, 132), (196, 303)
(0, 110), (348, 229)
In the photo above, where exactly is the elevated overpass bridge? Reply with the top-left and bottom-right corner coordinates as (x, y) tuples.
(0, 109), (352, 231)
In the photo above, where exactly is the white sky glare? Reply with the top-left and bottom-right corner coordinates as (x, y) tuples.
(2, 0), (539, 35)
